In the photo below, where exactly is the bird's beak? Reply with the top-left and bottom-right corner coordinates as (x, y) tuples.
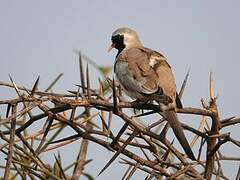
(107, 43), (115, 52)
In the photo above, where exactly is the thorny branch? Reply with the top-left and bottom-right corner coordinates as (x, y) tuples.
(0, 55), (239, 180)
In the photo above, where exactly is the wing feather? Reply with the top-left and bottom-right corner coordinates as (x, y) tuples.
(115, 47), (178, 104)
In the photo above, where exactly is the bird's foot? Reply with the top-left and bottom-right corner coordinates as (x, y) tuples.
(131, 99), (150, 107)
(131, 99), (149, 114)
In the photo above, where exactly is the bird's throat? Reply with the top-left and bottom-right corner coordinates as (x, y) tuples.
(116, 45), (125, 57)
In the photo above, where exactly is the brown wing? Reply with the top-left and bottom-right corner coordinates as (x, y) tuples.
(118, 47), (160, 95)
(145, 48), (177, 102)
(124, 47), (177, 102)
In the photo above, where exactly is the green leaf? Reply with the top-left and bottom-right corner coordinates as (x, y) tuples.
(98, 66), (112, 76)
(101, 80), (111, 94)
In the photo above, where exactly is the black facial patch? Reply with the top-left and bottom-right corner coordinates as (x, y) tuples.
(111, 34), (125, 54)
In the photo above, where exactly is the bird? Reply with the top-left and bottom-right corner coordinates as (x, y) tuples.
(108, 27), (196, 160)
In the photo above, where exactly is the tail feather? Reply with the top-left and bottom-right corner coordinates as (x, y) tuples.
(161, 111), (196, 160)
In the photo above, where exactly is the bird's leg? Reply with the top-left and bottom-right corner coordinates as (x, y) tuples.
(131, 98), (149, 107)
(131, 99), (149, 114)
(149, 93), (176, 112)
(140, 99), (150, 114)
(130, 99), (140, 114)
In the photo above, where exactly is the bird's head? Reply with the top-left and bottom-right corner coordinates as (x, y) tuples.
(108, 27), (142, 54)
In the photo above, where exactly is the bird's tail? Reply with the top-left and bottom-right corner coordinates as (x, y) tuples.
(161, 111), (196, 160)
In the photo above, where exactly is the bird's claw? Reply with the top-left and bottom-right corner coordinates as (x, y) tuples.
(131, 99), (149, 114)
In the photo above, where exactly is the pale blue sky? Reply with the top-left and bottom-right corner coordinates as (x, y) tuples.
(0, 1), (240, 179)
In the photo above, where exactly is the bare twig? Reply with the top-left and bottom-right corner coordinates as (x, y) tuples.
(0, 62), (238, 179)
(3, 104), (16, 179)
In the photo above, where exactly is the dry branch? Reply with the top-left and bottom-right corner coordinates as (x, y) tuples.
(0, 55), (239, 180)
